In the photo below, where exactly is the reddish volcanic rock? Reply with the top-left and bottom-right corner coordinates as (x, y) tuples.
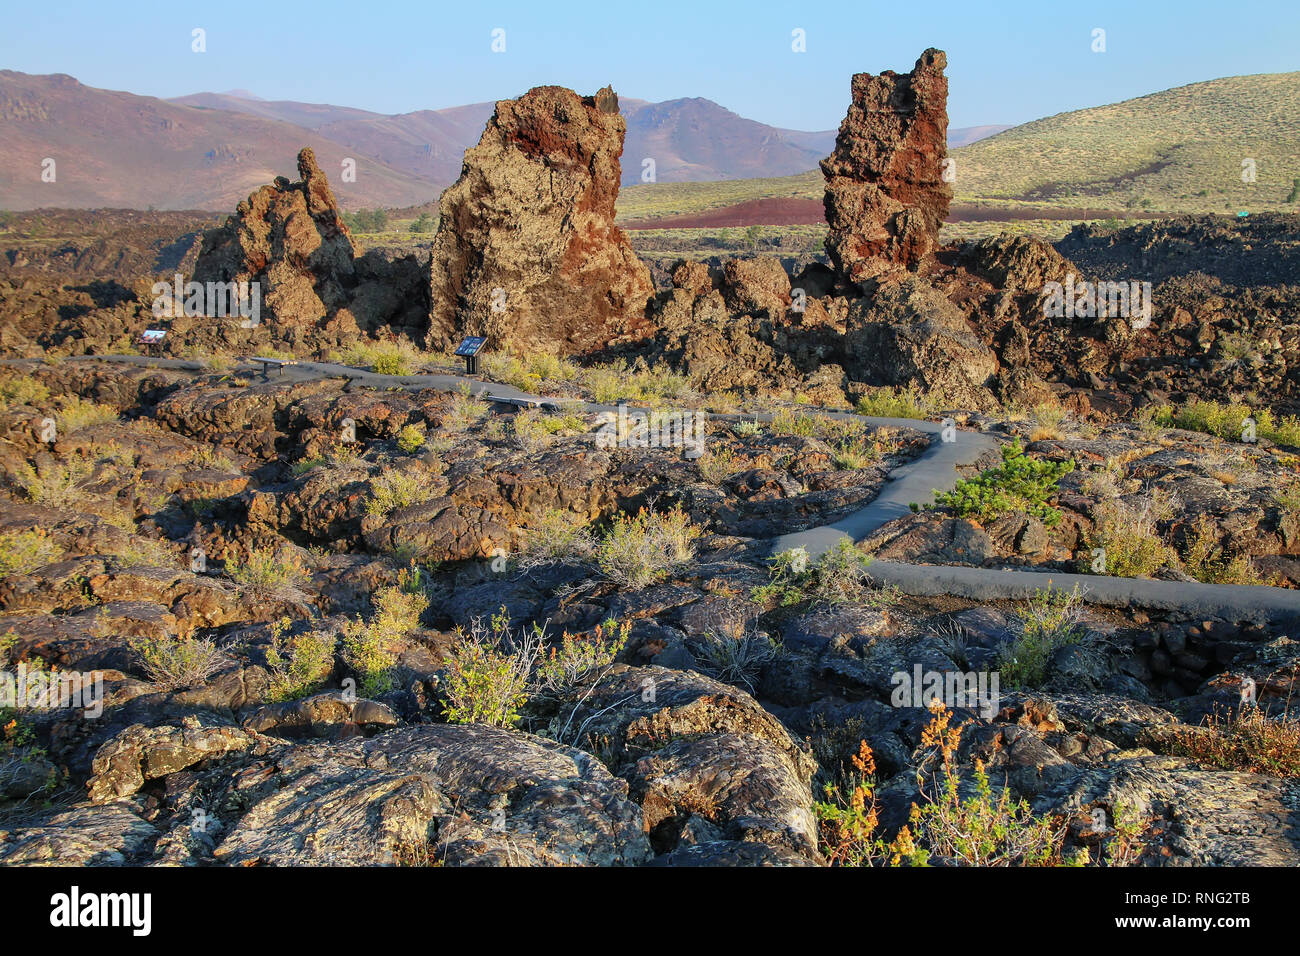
(426, 85), (655, 355)
(191, 147), (358, 328)
(821, 49), (952, 286)
(184, 148), (429, 348)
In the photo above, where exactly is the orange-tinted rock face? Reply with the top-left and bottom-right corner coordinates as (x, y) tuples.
(821, 49), (952, 286)
(427, 85), (654, 355)
(192, 148), (358, 328)
(186, 148), (429, 347)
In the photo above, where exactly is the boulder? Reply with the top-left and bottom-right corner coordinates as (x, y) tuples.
(554, 665), (821, 862)
(844, 276), (998, 408)
(721, 257), (792, 317)
(87, 717), (255, 803)
(959, 234), (1075, 292)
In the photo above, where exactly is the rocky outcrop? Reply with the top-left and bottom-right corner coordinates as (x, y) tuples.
(1058, 213), (1300, 289)
(426, 85), (655, 355)
(959, 234), (1074, 292)
(555, 665), (822, 862)
(187, 148), (428, 348)
(641, 256), (850, 402)
(822, 49), (952, 285)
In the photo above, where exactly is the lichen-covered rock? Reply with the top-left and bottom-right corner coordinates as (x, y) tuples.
(213, 724), (651, 866)
(844, 275), (997, 408)
(822, 49), (952, 285)
(88, 717), (255, 803)
(555, 665), (821, 862)
(1035, 754), (1300, 866)
(0, 802), (158, 866)
(243, 692), (399, 738)
(426, 85), (655, 355)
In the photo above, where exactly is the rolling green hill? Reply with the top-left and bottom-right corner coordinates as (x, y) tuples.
(954, 71), (1300, 213)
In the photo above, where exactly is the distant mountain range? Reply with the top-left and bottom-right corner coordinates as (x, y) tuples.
(0, 70), (1005, 211)
(0, 71), (431, 210)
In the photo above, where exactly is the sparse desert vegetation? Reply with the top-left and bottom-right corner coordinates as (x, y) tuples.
(1, 19), (1298, 884)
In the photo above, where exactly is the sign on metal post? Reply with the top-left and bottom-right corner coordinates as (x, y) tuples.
(455, 336), (487, 375)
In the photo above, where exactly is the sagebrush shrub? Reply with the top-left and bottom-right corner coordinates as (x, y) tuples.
(443, 384), (490, 432)
(751, 540), (887, 609)
(999, 586), (1088, 688)
(535, 619), (628, 694)
(226, 548), (308, 594)
(895, 705), (1074, 867)
(1181, 516), (1273, 585)
(365, 469), (440, 517)
(816, 708), (1083, 867)
(0, 529), (60, 575)
(696, 445), (745, 483)
(15, 456), (95, 509)
(131, 633), (231, 690)
(345, 340), (421, 376)
(341, 583), (429, 697)
(596, 506), (700, 589)
(396, 424), (425, 454)
(265, 618), (337, 702)
(855, 387), (929, 420)
(0, 375), (49, 407)
(56, 396), (118, 432)
(518, 508), (597, 569)
(1088, 497), (1177, 578)
(1149, 398), (1300, 447)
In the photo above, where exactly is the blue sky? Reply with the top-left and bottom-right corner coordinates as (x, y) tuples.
(2, 0), (1297, 130)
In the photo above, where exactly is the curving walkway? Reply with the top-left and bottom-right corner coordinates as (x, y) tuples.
(26, 354), (1300, 622)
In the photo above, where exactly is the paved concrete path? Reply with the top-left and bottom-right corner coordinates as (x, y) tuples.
(769, 417), (999, 558)
(868, 561), (1300, 622)
(27, 354), (1300, 622)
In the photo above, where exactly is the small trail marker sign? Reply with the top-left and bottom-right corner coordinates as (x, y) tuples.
(455, 336), (487, 375)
